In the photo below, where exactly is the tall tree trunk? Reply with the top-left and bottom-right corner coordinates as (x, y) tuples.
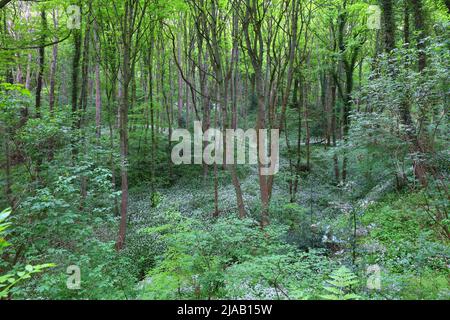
(147, 31), (157, 199)
(323, 73), (331, 147)
(35, 9), (46, 119)
(78, 12), (91, 210)
(330, 75), (340, 183)
(381, 0), (427, 186)
(117, 66), (130, 251)
(160, 33), (173, 184)
(25, 53), (32, 90)
(227, 7), (246, 219)
(242, 1), (270, 227)
(410, 0), (428, 185)
(177, 25), (183, 128)
(49, 9), (58, 113)
(71, 9), (82, 158)
(304, 78), (311, 170)
(341, 64), (354, 182)
(24, 5), (32, 90)
(33, 9), (46, 180)
(410, 0), (427, 71)
(287, 76), (302, 202)
(106, 76), (119, 216)
(403, 0), (410, 45)
(197, 33), (210, 180)
(116, 0), (141, 250)
(381, 0), (396, 53)
(94, 21), (102, 140)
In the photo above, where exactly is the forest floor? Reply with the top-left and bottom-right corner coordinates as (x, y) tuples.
(121, 143), (449, 299)
(8, 140), (448, 300)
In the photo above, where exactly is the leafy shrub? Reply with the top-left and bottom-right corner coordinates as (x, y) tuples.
(137, 209), (335, 300)
(0, 208), (54, 299)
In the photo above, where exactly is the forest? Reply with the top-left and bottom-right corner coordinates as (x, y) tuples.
(0, 0), (449, 301)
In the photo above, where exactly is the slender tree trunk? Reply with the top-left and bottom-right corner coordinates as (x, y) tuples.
(266, 0), (299, 200)
(35, 9), (46, 119)
(324, 74), (331, 147)
(177, 26), (183, 128)
(304, 87), (311, 170)
(116, 1), (139, 251)
(287, 76), (302, 202)
(256, 69), (270, 227)
(341, 66), (354, 182)
(403, 0), (410, 46)
(148, 31), (156, 198)
(330, 74), (340, 182)
(381, 0), (396, 53)
(382, 0), (427, 186)
(78, 13), (91, 210)
(198, 35), (210, 180)
(49, 9), (58, 113)
(107, 80), (119, 216)
(94, 21), (102, 140)
(160, 34), (173, 184)
(410, 0), (427, 71)
(117, 70), (130, 250)
(71, 12), (82, 158)
(24, 4), (32, 90)
(227, 8), (246, 219)
(47, 10), (58, 161)
(25, 53), (32, 90)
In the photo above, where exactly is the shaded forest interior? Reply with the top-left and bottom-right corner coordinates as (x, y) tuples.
(0, 0), (449, 300)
